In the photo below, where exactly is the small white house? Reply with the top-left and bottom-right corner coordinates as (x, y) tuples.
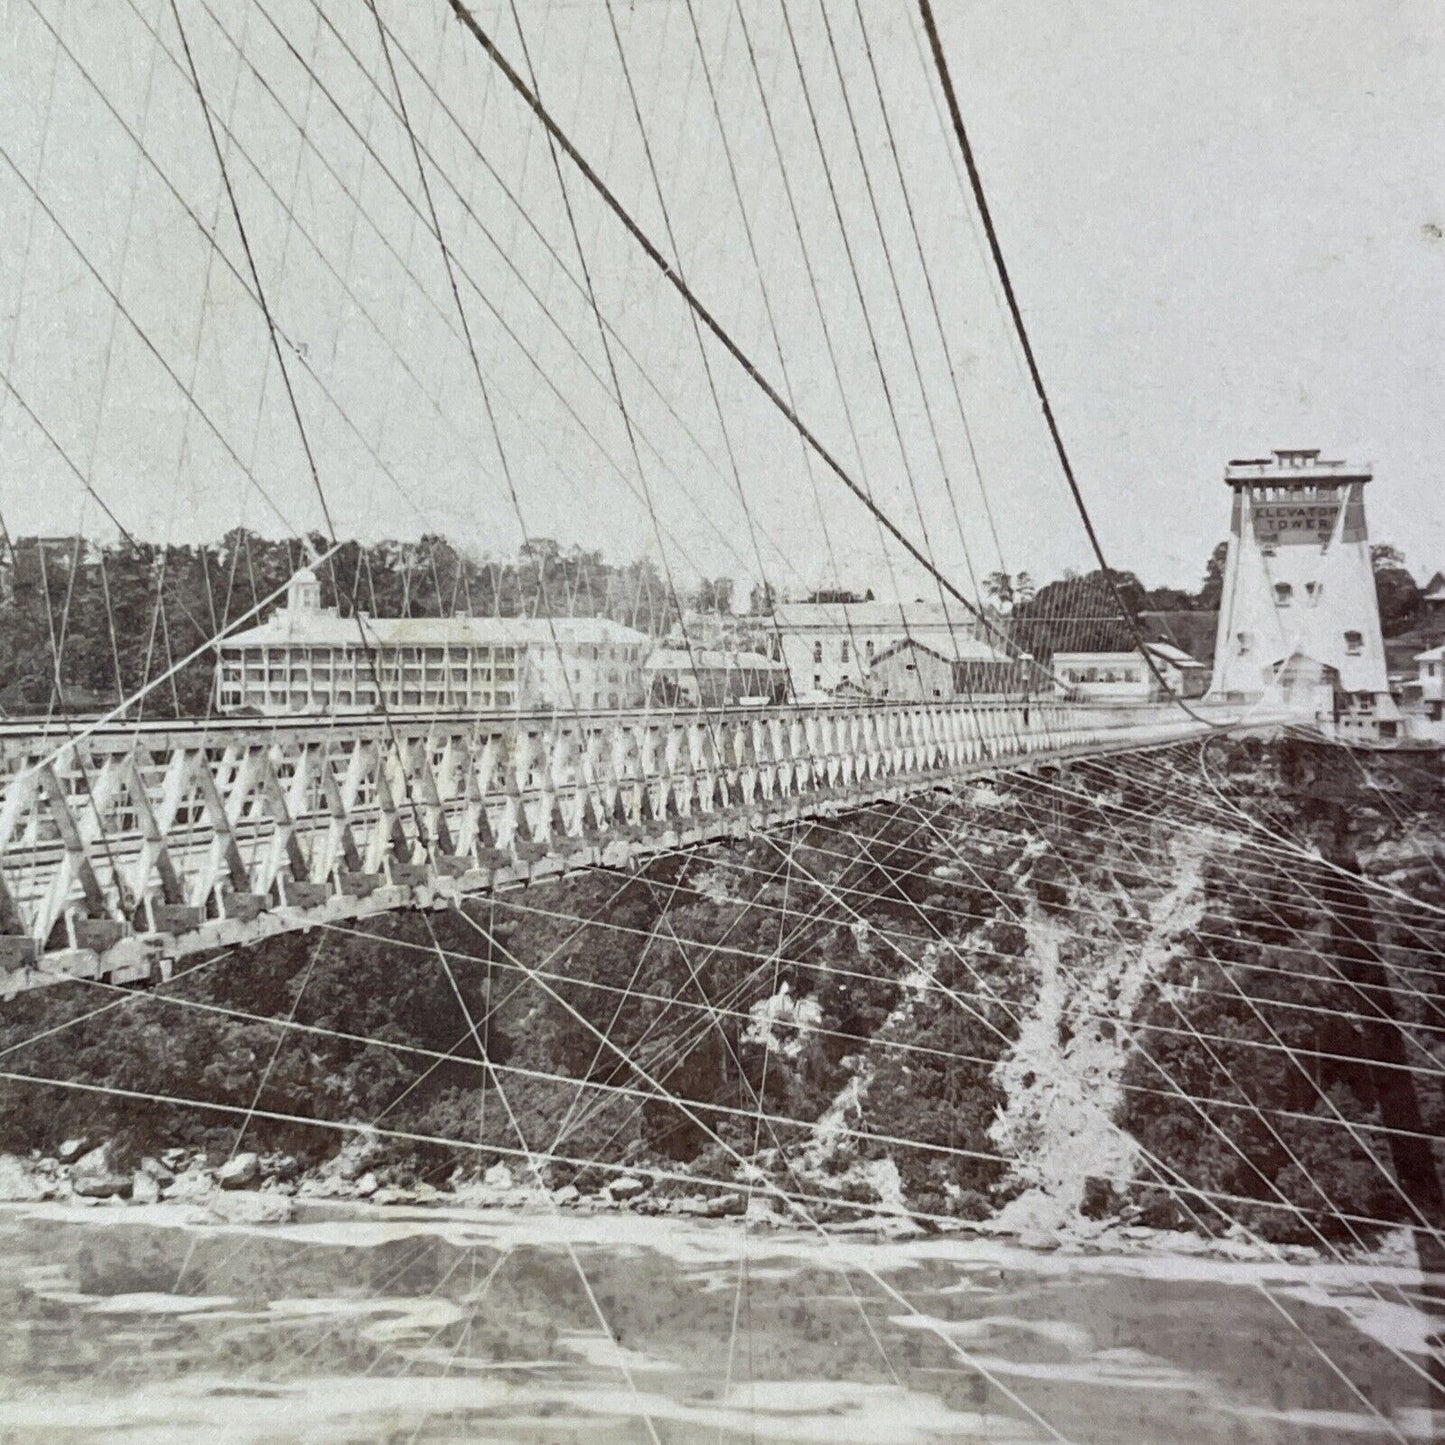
(643, 647), (787, 707)
(1052, 643), (1207, 702)
(1416, 643), (1445, 718)
(770, 599), (999, 696)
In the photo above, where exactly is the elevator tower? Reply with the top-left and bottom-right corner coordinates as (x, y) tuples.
(1207, 449), (1396, 734)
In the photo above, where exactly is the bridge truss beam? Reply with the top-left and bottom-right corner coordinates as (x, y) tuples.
(0, 700), (1212, 996)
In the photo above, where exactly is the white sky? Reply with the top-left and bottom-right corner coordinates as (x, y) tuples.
(0, 0), (1440, 599)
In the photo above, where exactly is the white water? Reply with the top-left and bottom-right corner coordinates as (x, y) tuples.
(0, 1200), (1437, 1443)
(991, 840), (1208, 1239)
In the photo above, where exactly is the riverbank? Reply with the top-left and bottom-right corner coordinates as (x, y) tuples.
(0, 1143), (1428, 1281)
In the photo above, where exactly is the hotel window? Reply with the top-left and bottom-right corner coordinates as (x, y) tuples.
(1236, 631), (1252, 655)
(1344, 630), (1363, 656)
(865, 639), (874, 659)
(812, 641), (822, 664)
(840, 641), (849, 663)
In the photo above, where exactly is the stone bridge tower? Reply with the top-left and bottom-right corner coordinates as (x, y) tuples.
(1207, 450), (1397, 737)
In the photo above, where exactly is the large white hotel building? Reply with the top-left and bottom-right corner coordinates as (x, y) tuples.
(214, 569), (651, 715)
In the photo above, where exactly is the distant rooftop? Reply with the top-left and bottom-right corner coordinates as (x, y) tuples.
(220, 610), (652, 650)
(644, 648), (784, 673)
(1224, 449), (1372, 486)
(772, 599), (982, 630)
(1052, 642), (1205, 669)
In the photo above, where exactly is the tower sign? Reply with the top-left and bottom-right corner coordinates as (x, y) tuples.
(1207, 450), (1397, 735)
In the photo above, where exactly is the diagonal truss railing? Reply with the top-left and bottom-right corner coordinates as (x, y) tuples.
(0, 699), (1220, 995)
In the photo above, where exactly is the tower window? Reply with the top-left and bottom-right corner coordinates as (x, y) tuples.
(1344, 630), (1363, 656)
(812, 641), (822, 664)
(1236, 631), (1253, 655)
(840, 641), (850, 663)
(1274, 582), (1293, 605)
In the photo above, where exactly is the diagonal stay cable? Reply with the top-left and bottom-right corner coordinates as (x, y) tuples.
(912, 0), (1222, 720)
(442, 0), (1025, 664)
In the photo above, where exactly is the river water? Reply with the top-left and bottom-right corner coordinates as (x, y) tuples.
(0, 1200), (1437, 1443)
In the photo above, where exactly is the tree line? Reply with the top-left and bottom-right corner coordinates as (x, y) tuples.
(0, 530), (1431, 715)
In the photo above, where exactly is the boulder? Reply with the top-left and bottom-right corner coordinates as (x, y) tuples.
(162, 1168), (216, 1202)
(606, 1175), (647, 1202)
(483, 1162), (514, 1191)
(57, 1137), (92, 1164)
(139, 1157), (175, 1186)
(350, 1171), (379, 1199)
(71, 1146), (131, 1200)
(295, 1176), (340, 1200)
(551, 1184), (580, 1207)
(206, 1191), (293, 1226)
(216, 1152), (260, 1190)
(160, 1148), (188, 1171)
(744, 1196), (780, 1228)
(0, 1156), (49, 1202)
(333, 1138), (376, 1182)
(701, 1191), (746, 1219)
(130, 1171), (161, 1205)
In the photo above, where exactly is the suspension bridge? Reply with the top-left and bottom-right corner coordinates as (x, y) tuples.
(0, 2), (1439, 1441)
(0, 697), (1242, 993)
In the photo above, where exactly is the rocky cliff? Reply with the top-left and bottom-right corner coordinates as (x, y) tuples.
(0, 737), (1439, 1248)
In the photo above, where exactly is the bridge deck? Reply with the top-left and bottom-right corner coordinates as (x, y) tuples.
(0, 699), (1234, 998)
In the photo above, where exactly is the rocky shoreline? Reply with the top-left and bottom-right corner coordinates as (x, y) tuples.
(0, 1143), (1400, 1274)
(0, 1138), (799, 1231)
